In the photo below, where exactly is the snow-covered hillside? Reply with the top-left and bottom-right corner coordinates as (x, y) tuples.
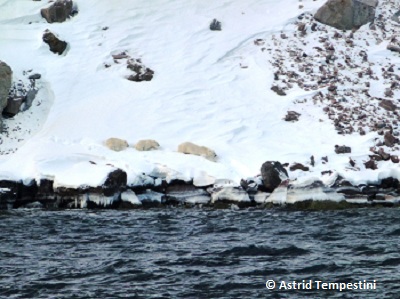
(0, 0), (399, 191)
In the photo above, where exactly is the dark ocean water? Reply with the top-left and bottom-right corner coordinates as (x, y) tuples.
(0, 207), (399, 299)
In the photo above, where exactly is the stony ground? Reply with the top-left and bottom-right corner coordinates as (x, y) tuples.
(260, 0), (400, 171)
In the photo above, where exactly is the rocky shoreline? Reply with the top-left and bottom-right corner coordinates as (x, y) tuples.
(1, 165), (399, 210)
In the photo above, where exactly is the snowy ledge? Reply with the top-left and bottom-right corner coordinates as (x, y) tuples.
(1, 167), (400, 210)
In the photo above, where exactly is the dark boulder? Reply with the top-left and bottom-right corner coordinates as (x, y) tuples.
(289, 163), (309, 172)
(335, 145), (351, 154)
(384, 131), (397, 147)
(364, 159), (377, 170)
(41, 0), (74, 23)
(43, 30), (67, 55)
(379, 99), (398, 112)
(126, 59), (154, 82)
(102, 168), (127, 196)
(28, 73), (41, 80)
(380, 177), (399, 189)
(0, 61), (12, 130)
(210, 19), (222, 31)
(3, 97), (24, 116)
(284, 111), (301, 122)
(261, 161), (289, 192)
(314, 0), (378, 31)
(271, 85), (286, 96)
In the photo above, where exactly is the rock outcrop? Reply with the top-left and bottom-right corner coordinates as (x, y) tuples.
(2, 171), (400, 209)
(261, 161), (289, 192)
(314, 0), (378, 30)
(106, 52), (154, 82)
(126, 58), (154, 82)
(41, 0), (75, 23)
(43, 30), (68, 55)
(0, 61), (12, 131)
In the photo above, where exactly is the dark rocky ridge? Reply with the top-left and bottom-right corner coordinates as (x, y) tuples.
(2, 165), (399, 210)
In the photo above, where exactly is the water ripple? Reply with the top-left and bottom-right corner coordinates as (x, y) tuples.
(0, 208), (399, 298)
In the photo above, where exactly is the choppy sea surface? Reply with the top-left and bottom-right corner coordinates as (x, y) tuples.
(0, 207), (399, 299)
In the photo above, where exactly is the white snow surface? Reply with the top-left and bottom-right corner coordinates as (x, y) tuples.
(0, 0), (399, 189)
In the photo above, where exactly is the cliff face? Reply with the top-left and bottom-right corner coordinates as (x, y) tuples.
(0, 61), (12, 131)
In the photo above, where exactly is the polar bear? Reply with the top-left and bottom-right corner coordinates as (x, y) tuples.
(134, 139), (160, 151)
(104, 137), (129, 152)
(177, 142), (217, 161)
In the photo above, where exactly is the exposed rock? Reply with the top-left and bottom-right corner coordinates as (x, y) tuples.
(387, 44), (400, 54)
(0, 61), (12, 130)
(3, 97), (23, 116)
(41, 0), (74, 23)
(42, 30), (67, 55)
(384, 131), (397, 147)
(261, 161), (289, 192)
(210, 19), (222, 31)
(134, 139), (160, 151)
(271, 85), (286, 96)
(28, 73), (41, 80)
(177, 142), (217, 161)
(314, 0), (378, 31)
(104, 137), (129, 152)
(127, 70), (154, 82)
(335, 145), (351, 154)
(336, 186), (362, 195)
(377, 148), (391, 161)
(284, 111), (301, 122)
(392, 10), (400, 23)
(23, 89), (38, 111)
(380, 177), (399, 189)
(289, 163), (309, 172)
(379, 99), (397, 111)
(126, 58), (154, 82)
(364, 159), (377, 170)
(101, 168), (127, 197)
(391, 155), (399, 163)
(240, 178), (259, 193)
(113, 53), (129, 59)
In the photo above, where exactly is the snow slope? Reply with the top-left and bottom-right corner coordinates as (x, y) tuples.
(0, 0), (398, 188)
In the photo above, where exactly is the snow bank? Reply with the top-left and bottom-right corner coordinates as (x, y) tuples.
(0, 0), (399, 194)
